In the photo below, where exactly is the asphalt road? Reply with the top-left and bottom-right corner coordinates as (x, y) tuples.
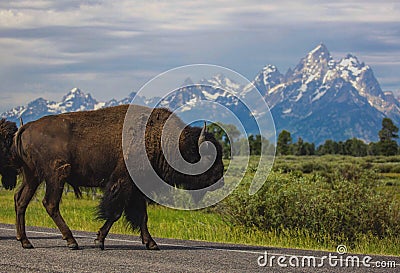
(0, 223), (399, 273)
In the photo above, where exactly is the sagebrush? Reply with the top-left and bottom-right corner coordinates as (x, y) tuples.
(217, 165), (400, 245)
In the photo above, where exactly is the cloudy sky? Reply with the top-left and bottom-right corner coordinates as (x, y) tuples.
(1, 0), (400, 112)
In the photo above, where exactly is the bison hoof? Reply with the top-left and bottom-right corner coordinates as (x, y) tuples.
(67, 242), (79, 250)
(22, 241), (34, 249)
(146, 242), (160, 250)
(94, 239), (105, 250)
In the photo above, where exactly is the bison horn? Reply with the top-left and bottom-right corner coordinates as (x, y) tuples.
(198, 121), (207, 146)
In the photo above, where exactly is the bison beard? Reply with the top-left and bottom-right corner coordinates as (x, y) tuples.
(11, 104), (224, 250)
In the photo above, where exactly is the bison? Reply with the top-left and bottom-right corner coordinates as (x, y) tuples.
(0, 104), (224, 250)
(0, 119), (18, 190)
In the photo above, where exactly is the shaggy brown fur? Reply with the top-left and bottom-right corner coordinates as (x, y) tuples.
(10, 104), (224, 250)
(0, 119), (18, 189)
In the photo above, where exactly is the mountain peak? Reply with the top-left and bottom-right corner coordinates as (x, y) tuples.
(202, 73), (242, 93)
(211, 73), (231, 86)
(62, 88), (85, 101)
(262, 64), (278, 73)
(182, 77), (194, 86)
(306, 43), (332, 63)
(70, 87), (81, 93)
(251, 64), (284, 95)
(338, 54), (366, 71)
(309, 43), (330, 57)
(289, 44), (332, 83)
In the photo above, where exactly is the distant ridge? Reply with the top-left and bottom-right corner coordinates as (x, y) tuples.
(2, 44), (400, 144)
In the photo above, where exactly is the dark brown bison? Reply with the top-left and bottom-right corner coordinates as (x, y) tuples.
(0, 104), (224, 250)
(0, 119), (18, 190)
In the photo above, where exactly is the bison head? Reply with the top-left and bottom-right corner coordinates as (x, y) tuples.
(0, 119), (18, 190)
(177, 122), (225, 192)
(125, 106), (225, 206)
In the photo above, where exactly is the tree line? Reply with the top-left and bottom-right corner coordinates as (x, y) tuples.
(278, 117), (399, 156)
(208, 117), (399, 158)
(206, 123), (275, 158)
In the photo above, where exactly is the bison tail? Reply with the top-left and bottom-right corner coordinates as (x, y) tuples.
(14, 125), (25, 157)
(123, 192), (147, 231)
(96, 179), (126, 222)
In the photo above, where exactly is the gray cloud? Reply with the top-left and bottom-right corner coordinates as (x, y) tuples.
(0, 0), (400, 112)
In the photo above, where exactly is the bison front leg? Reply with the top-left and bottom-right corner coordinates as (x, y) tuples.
(14, 169), (40, 249)
(42, 174), (78, 250)
(42, 186), (78, 249)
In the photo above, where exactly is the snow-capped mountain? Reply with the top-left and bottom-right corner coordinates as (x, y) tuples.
(2, 88), (101, 124)
(155, 75), (260, 134)
(1, 88), (147, 125)
(2, 44), (399, 144)
(156, 74), (243, 111)
(251, 65), (284, 97)
(252, 44), (400, 143)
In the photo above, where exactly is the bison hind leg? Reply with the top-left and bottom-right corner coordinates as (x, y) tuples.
(95, 179), (128, 250)
(124, 192), (159, 250)
(71, 185), (82, 198)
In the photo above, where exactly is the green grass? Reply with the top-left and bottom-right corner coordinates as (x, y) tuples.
(0, 155), (399, 256)
(0, 189), (350, 251)
(1, 186), (399, 256)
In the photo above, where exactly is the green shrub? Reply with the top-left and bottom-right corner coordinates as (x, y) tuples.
(272, 162), (295, 173)
(217, 166), (400, 244)
(389, 164), (400, 173)
(300, 162), (315, 173)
